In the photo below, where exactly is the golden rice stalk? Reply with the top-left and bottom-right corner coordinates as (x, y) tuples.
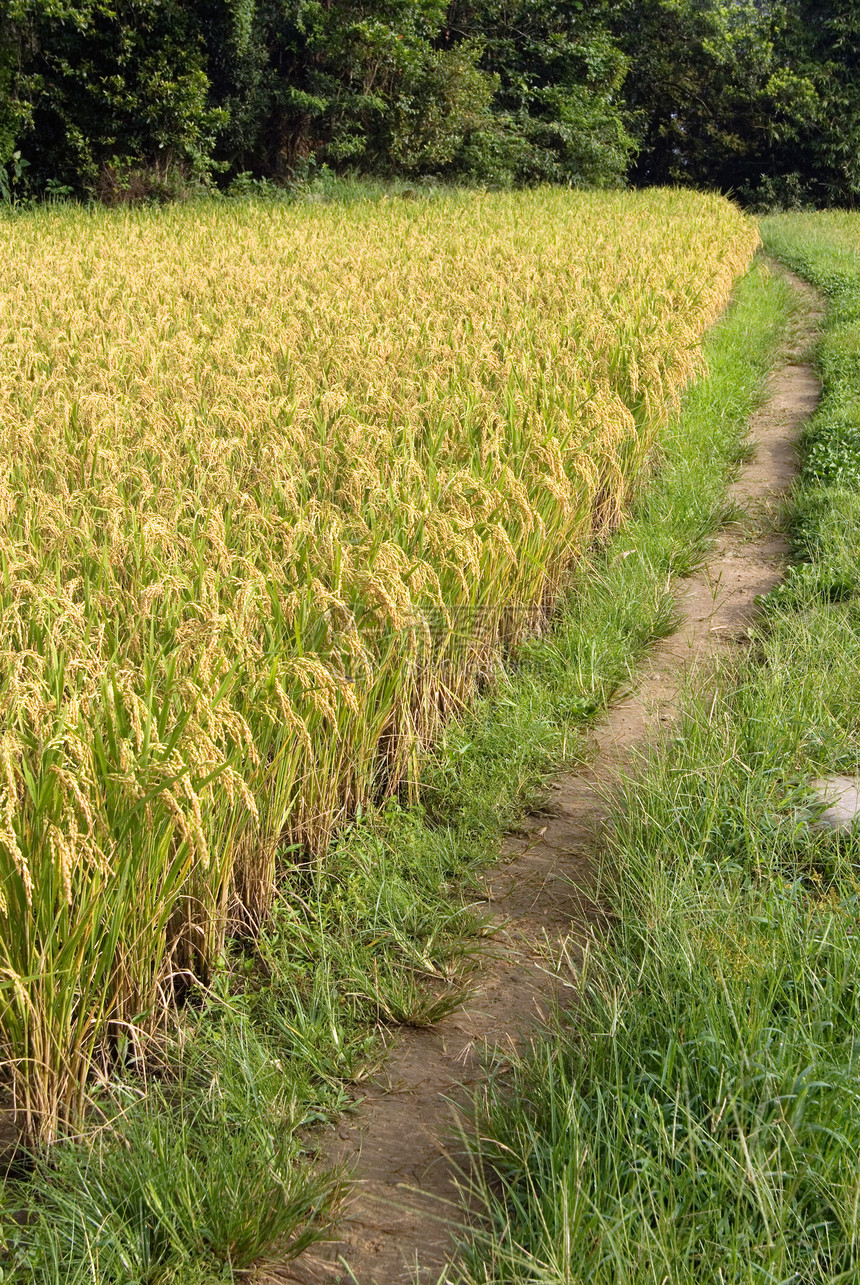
(0, 187), (759, 1139)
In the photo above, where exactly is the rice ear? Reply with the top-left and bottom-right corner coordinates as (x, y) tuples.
(0, 189), (758, 1139)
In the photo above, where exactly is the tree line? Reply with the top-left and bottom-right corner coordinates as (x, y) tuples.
(0, 0), (857, 205)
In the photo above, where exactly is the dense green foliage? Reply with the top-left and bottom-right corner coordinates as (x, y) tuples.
(0, 0), (634, 195)
(617, 0), (816, 197)
(0, 0), (858, 202)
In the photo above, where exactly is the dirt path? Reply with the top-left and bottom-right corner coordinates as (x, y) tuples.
(274, 264), (822, 1285)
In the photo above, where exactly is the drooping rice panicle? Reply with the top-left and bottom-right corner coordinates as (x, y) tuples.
(0, 188), (758, 1140)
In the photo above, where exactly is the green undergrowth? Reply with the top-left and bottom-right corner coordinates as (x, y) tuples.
(762, 214), (860, 611)
(0, 259), (793, 1284)
(448, 226), (860, 1283)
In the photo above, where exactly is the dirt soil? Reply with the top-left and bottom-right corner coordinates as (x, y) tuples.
(272, 264), (822, 1285)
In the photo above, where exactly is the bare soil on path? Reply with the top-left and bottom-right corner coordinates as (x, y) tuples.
(272, 264), (822, 1285)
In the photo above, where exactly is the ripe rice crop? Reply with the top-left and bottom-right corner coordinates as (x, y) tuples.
(0, 188), (757, 1140)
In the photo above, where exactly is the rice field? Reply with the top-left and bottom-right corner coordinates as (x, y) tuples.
(0, 188), (758, 1140)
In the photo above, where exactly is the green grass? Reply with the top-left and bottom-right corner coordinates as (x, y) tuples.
(0, 257), (793, 1283)
(446, 224), (860, 1283)
(4, 1030), (340, 1284)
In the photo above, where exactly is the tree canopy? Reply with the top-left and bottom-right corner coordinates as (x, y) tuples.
(0, 0), (856, 204)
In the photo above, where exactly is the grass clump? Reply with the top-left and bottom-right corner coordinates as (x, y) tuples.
(448, 224), (860, 1283)
(3, 1023), (340, 1284)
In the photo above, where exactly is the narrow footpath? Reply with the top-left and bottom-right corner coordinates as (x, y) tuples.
(275, 264), (822, 1285)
